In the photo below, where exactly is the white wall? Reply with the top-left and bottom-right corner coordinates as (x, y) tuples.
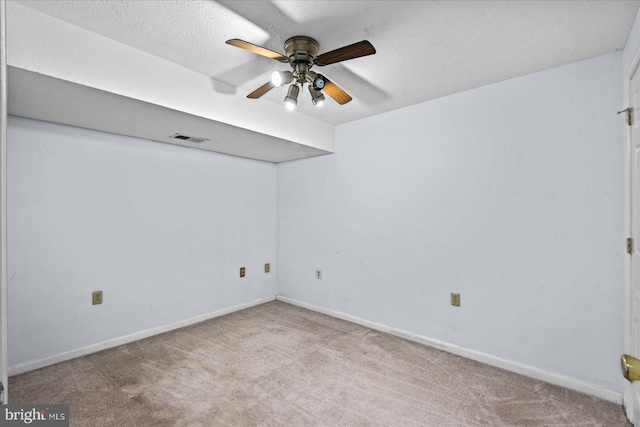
(277, 52), (625, 392)
(8, 116), (277, 366)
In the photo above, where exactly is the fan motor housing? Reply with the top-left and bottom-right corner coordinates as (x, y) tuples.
(284, 36), (319, 65)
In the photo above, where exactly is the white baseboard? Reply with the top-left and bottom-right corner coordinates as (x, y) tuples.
(9, 296), (275, 376)
(276, 295), (623, 404)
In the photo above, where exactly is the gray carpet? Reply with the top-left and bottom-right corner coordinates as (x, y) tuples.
(9, 301), (631, 426)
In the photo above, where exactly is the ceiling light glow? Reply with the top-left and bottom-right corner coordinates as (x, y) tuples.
(284, 84), (300, 109)
(271, 70), (293, 87)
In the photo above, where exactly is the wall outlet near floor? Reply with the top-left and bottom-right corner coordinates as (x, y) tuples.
(92, 291), (103, 305)
(316, 270), (322, 279)
(265, 263), (270, 273)
(451, 292), (460, 307)
(240, 267), (246, 278)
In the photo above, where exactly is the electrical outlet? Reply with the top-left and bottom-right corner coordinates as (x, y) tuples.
(92, 291), (103, 305)
(451, 293), (460, 307)
(316, 270), (322, 279)
(240, 267), (245, 278)
(265, 263), (270, 273)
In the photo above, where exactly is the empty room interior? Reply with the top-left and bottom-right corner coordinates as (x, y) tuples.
(6, 0), (640, 425)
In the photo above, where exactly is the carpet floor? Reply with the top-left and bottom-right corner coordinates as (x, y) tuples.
(9, 301), (631, 426)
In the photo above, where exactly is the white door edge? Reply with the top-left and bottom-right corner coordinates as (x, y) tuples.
(623, 43), (640, 425)
(0, 0), (8, 404)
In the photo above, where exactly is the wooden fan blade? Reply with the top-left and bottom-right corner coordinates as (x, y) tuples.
(315, 40), (376, 66)
(247, 81), (276, 99)
(226, 39), (288, 62)
(323, 77), (352, 105)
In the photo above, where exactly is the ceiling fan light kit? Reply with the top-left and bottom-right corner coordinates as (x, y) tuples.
(226, 36), (376, 109)
(284, 84), (300, 110)
(308, 86), (325, 107)
(271, 70), (293, 87)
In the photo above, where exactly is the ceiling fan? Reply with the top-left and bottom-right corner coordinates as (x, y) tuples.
(225, 36), (376, 108)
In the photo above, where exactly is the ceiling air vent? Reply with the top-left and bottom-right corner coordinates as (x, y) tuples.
(170, 133), (209, 144)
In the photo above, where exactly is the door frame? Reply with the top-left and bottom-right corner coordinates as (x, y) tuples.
(0, 0), (8, 404)
(624, 42), (640, 424)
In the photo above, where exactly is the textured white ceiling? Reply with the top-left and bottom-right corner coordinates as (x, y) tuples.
(7, 0), (640, 161)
